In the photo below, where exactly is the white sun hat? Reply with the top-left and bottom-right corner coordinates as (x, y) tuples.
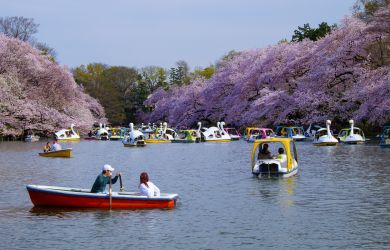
(103, 164), (114, 172)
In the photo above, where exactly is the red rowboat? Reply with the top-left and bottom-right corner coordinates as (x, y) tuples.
(26, 185), (178, 209)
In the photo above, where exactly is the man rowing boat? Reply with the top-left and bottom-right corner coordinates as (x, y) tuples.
(91, 164), (122, 193)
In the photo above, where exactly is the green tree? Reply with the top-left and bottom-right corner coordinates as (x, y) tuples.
(168, 60), (191, 86)
(192, 66), (215, 79)
(169, 67), (181, 85)
(102, 66), (139, 125)
(139, 66), (168, 91)
(291, 22), (336, 42)
(73, 64), (141, 125)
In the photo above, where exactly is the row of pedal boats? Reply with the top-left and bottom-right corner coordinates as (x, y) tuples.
(34, 120), (389, 147)
(123, 119), (386, 146)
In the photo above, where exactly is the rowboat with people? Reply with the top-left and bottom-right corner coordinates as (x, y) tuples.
(251, 138), (298, 178)
(26, 185), (178, 209)
(39, 148), (72, 158)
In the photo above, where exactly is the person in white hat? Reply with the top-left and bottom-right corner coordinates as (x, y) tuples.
(91, 164), (121, 193)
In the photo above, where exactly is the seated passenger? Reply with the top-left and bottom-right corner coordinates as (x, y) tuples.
(258, 143), (272, 159)
(276, 148), (287, 163)
(50, 139), (62, 151)
(43, 142), (51, 152)
(139, 172), (160, 197)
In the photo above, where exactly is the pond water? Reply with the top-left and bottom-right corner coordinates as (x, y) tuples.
(0, 139), (389, 249)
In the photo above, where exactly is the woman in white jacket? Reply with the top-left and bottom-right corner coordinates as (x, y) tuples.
(139, 172), (160, 197)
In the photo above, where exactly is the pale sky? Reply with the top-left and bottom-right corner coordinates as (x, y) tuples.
(1, 0), (356, 69)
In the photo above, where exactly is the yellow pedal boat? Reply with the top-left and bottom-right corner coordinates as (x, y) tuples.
(251, 138), (298, 178)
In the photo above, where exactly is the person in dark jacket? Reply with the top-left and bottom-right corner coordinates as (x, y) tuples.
(258, 143), (272, 159)
(91, 164), (121, 193)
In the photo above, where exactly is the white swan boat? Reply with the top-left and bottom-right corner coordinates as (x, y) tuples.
(145, 122), (174, 143)
(55, 124), (80, 142)
(338, 120), (366, 144)
(25, 134), (40, 142)
(313, 120), (338, 146)
(96, 123), (110, 140)
(122, 123), (146, 147)
(201, 122), (231, 142)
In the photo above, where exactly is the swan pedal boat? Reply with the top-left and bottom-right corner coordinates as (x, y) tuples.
(39, 148), (72, 158)
(122, 123), (146, 147)
(26, 185), (178, 209)
(201, 122), (231, 142)
(55, 124), (81, 142)
(25, 135), (40, 142)
(145, 122), (175, 143)
(338, 120), (366, 144)
(313, 120), (338, 146)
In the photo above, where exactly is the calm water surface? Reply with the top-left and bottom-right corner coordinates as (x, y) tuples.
(0, 139), (389, 249)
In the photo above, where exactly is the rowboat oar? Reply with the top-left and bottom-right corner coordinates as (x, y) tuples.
(109, 175), (112, 210)
(119, 174), (124, 192)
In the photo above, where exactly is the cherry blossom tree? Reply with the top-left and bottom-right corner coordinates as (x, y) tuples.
(142, 12), (389, 129)
(0, 35), (106, 137)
